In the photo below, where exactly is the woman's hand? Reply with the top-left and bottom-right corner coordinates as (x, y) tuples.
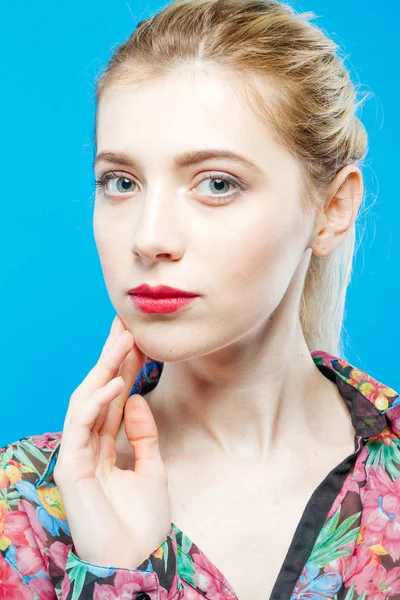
(53, 315), (171, 569)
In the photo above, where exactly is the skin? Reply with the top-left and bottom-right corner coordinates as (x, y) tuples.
(93, 65), (363, 470)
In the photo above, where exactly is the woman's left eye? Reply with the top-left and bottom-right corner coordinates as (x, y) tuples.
(94, 172), (243, 203)
(195, 176), (241, 200)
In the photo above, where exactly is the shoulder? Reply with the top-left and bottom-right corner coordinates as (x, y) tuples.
(0, 431), (62, 487)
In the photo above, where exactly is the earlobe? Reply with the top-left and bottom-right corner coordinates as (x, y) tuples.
(309, 212), (339, 258)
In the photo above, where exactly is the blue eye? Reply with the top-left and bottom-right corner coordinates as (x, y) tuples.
(195, 176), (239, 198)
(95, 174), (137, 195)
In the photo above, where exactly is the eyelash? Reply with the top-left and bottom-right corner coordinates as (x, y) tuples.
(93, 170), (244, 204)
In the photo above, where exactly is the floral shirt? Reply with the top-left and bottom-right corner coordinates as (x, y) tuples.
(2, 350), (400, 600)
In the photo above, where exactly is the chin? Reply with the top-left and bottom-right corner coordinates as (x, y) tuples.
(132, 332), (201, 364)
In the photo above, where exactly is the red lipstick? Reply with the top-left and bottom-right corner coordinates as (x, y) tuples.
(128, 284), (200, 314)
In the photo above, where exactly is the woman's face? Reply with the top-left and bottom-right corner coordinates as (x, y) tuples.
(93, 67), (316, 363)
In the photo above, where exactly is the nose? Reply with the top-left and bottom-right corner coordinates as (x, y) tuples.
(130, 190), (184, 264)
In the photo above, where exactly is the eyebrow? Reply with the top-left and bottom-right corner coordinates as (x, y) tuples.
(93, 149), (263, 175)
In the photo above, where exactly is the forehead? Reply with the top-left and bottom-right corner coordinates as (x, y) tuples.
(95, 67), (301, 180)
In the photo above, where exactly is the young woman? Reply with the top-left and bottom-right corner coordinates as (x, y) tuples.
(1, 1), (399, 599)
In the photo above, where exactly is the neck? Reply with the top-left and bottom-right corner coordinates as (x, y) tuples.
(143, 316), (354, 464)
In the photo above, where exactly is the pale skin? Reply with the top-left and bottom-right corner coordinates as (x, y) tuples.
(54, 65), (364, 599)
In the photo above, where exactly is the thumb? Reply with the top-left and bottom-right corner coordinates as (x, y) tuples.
(124, 394), (165, 478)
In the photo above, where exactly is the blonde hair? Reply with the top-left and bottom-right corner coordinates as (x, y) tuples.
(94, 0), (372, 359)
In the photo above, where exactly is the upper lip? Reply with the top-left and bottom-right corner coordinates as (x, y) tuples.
(128, 284), (199, 298)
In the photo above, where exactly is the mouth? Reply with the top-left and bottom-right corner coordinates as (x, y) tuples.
(128, 294), (198, 314)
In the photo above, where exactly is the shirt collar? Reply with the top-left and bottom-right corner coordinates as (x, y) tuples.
(36, 350), (399, 487)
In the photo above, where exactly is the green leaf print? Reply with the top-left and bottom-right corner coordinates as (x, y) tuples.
(67, 562), (87, 600)
(310, 528), (359, 567)
(0, 444), (14, 466)
(343, 585), (355, 600)
(307, 507), (361, 568)
(319, 505), (341, 540)
(176, 547), (197, 585)
(179, 531), (194, 555)
(367, 438), (400, 480)
(0, 488), (21, 503)
(24, 439), (52, 468)
(11, 445), (42, 474)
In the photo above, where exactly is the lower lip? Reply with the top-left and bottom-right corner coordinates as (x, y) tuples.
(129, 294), (198, 314)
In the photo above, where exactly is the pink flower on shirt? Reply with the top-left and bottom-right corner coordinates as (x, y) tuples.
(92, 569), (159, 599)
(325, 544), (379, 592)
(27, 433), (61, 451)
(0, 554), (35, 600)
(364, 564), (400, 600)
(361, 465), (400, 560)
(192, 551), (236, 597)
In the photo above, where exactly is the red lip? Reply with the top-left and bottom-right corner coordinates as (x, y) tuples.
(128, 284), (199, 298)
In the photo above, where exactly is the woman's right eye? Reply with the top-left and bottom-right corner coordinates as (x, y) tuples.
(95, 174), (138, 198)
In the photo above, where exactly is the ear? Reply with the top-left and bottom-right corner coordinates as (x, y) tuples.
(310, 165), (364, 258)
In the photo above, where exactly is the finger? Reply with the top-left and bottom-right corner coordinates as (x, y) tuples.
(63, 316), (124, 430)
(123, 394), (165, 478)
(63, 376), (126, 455)
(94, 345), (146, 462)
(92, 347), (135, 437)
(64, 332), (133, 435)
(90, 317), (124, 435)
(74, 329), (138, 404)
(92, 401), (110, 435)
(98, 345), (146, 440)
(92, 334), (132, 436)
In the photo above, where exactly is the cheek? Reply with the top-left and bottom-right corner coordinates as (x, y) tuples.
(222, 242), (288, 322)
(210, 213), (304, 300)
(93, 217), (126, 289)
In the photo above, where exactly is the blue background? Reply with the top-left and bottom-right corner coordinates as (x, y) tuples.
(0, 1), (398, 447)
